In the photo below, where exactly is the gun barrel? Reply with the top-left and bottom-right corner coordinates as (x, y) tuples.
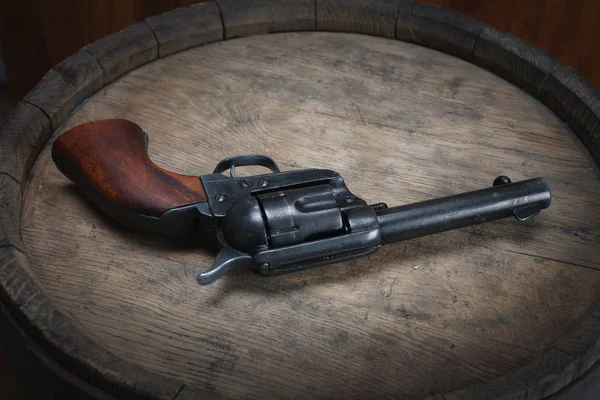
(376, 178), (551, 245)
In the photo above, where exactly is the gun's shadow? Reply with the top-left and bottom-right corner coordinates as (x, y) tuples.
(202, 223), (539, 306)
(68, 184), (539, 303)
(66, 184), (218, 252)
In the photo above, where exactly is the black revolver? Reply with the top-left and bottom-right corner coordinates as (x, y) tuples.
(52, 119), (552, 285)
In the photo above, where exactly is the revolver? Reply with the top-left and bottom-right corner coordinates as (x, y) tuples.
(52, 119), (552, 285)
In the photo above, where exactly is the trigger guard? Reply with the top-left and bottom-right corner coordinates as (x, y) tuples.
(213, 154), (280, 176)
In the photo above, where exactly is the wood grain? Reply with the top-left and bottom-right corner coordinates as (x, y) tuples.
(316, 0), (401, 38)
(444, 348), (574, 399)
(541, 65), (600, 162)
(4, 0), (600, 98)
(394, 0), (413, 42)
(473, 26), (559, 97)
(398, 2), (487, 62)
(145, 2), (223, 57)
(0, 101), (51, 186)
(0, 245), (185, 400)
(217, 0), (315, 39)
(19, 32), (600, 398)
(0, 175), (22, 250)
(23, 50), (103, 130)
(84, 21), (158, 84)
(554, 304), (600, 381)
(52, 119), (207, 218)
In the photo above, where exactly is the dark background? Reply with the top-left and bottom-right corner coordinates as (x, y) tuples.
(0, 0), (599, 99)
(0, 1), (599, 399)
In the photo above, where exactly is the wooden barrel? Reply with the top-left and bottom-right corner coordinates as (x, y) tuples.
(2, 1), (600, 399)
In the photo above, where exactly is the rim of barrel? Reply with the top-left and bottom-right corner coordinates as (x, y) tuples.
(0, 1), (599, 399)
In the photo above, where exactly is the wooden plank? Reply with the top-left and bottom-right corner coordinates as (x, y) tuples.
(473, 26), (560, 97)
(146, 2), (223, 58)
(24, 50), (103, 130)
(0, 175), (22, 250)
(0, 101), (51, 186)
(408, 3), (486, 62)
(394, 0), (413, 41)
(217, 0), (315, 39)
(316, 0), (401, 38)
(84, 21), (158, 84)
(541, 65), (600, 163)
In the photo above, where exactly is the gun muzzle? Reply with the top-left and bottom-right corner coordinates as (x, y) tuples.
(376, 177), (551, 245)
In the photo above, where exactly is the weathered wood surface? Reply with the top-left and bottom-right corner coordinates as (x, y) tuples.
(0, 174), (22, 250)
(0, 101), (51, 187)
(396, 3), (559, 94)
(146, 2), (223, 57)
(218, 0), (315, 39)
(397, 2), (487, 62)
(23, 50), (103, 131)
(84, 21), (158, 84)
(473, 26), (560, 97)
(0, 244), (185, 400)
(541, 65), (600, 162)
(18, 32), (600, 398)
(316, 0), (400, 38)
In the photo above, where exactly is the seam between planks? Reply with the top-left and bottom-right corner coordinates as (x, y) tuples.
(81, 48), (106, 82)
(0, 242), (25, 254)
(22, 99), (52, 128)
(171, 384), (185, 400)
(314, 0), (317, 30)
(214, 1), (227, 41)
(407, 1), (416, 41)
(471, 27), (483, 64)
(392, 0), (402, 40)
(144, 19), (162, 58)
(506, 249), (600, 272)
(1, 171), (23, 190)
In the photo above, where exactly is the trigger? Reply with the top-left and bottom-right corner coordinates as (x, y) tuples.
(196, 246), (253, 285)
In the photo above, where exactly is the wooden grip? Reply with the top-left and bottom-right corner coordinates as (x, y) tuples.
(52, 119), (207, 222)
